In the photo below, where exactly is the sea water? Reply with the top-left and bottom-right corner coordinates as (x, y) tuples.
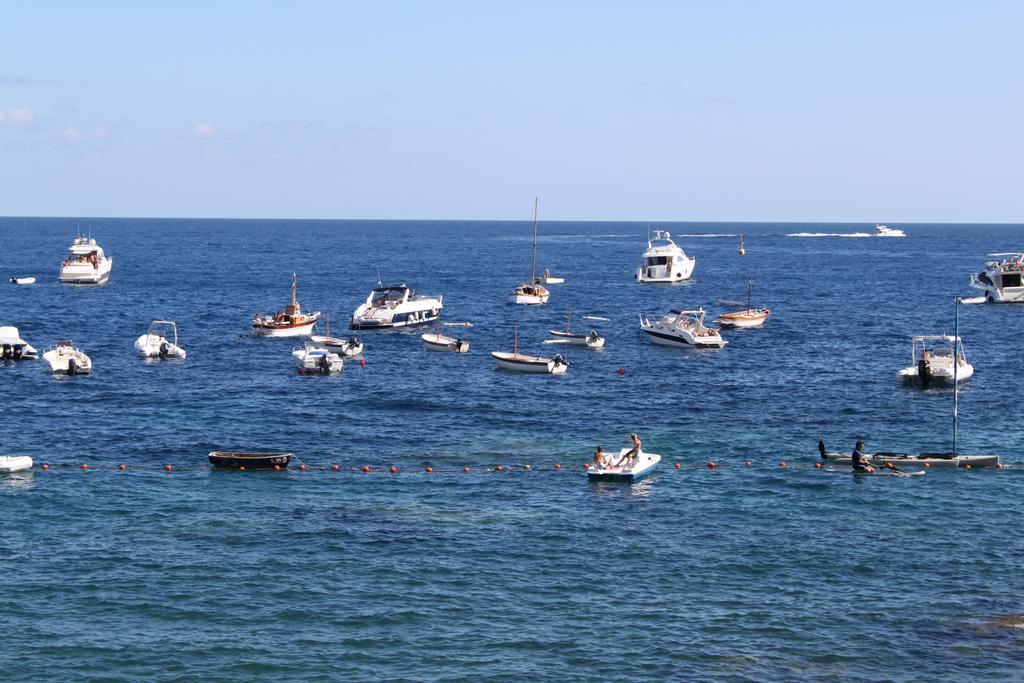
(1, 218), (1023, 680)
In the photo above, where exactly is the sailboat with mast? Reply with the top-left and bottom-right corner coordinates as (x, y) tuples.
(509, 199), (550, 305)
(818, 298), (1000, 468)
(544, 306), (605, 348)
(310, 313), (363, 356)
(491, 323), (569, 374)
(717, 279), (770, 329)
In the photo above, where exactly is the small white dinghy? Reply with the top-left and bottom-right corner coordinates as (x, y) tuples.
(10, 277), (36, 285)
(545, 306), (605, 348)
(491, 323), (569, 374)
(0, 455), (33, 473)
(587, 449), (661, 482)
(310, 315), (363, 357)
(134, 320), (187, 359)
(0, 326), (38, 360)
(293, 344), (344, 374)
(531, 269), (565, 285)
(422, 323), (470, 353)
(43, 340), (91, 375)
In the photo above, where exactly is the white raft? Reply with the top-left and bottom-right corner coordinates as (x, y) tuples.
(587, 449), (661, 482)
(0, 455), (33, 473)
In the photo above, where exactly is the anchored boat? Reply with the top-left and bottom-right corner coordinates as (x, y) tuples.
(350, 283), (442, 329)
(43, 340), (91, 375)
(635, 230), (695, 283)
(0, 326), (37, 361)
(253, 273), (321, 337)
(545, 306), (605, 348)
(897, 335), (972, 387)
(509, 198), (550, 305)
(59, 235), (112, 284)
(969, 253), (1024, 303)
(0, 455), (33, 473)
(491, 323), (568, 374)
(135, 320), (187, 359)
(717, 279), (770, 329)
(208, 451), (293, 469)
(587, 449), (661, 482)
(639, 308), (726, 348)
(10, 276), (35, 285)
(292, 345), (343, 373)
(422, 321), (470, 352)
(310, 315), (363, 356)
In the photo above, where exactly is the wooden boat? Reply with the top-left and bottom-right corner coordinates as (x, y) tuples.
(208, 451), (293, 469)
(587, 449), (661, 482)
(491, 323), (568, 374)
(509, 199), (551, 305)
(717, 280), (770, 329)
(545, 306), (605, 348)
(252, 273), (320, 337)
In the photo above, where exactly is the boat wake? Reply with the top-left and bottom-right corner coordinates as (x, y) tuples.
(786, 232), (873, 238)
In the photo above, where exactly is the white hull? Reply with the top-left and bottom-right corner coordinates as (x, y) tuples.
(898, 362), (973, 385)
(60, 257), (112, 284)
(0, 455), (33, 473)
(0, 326), (37, 360)
(491, 351), (568, 374)
(636, 258), (695, 283)
(10, 277), (35, 285)
(310, 335), (363, 356)
(546, 330), (605, 348)
(422, 332), (470, 352)
(823, 450), (998, 469)
(588, 450), (661, 481)
(969, 280), (1024, 303)
(292, 346), (343, 373)
(253, 319), (318, 337)
(717, 309), (770, 329)
(43, 344), (92, 374)
(508, 292), (549, 305)
(134, 334), (187, 359)
(639, 312), (727, 349)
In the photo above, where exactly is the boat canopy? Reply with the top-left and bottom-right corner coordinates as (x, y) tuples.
(913, 335), (960, 343)
(372, 284), (410, 293)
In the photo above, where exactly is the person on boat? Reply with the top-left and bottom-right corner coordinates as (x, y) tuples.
(615, 433), (642, 468)
(593, 445), (612, 470)
(917, 349), (933, 388)
(851, 440), (874, 473)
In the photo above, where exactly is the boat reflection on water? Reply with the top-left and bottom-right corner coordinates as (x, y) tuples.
(0, 472), (34, 490)
(587, 476), (655, 498)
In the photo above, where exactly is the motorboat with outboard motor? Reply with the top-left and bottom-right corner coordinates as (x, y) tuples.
(635, 230), (695, 283)
(253, 273), (321, 337)
(351, 283), (443, 329)
(897, 335), (972, 387)
(491, 323), (568, 374)
(10, 276), (35, 285)
(0, 326), (37, 361)
(874, 224), (906, 237)
(545, 306), (605, 348)
(717, 279), (770, 329)
(208, 451), (293, 469)
(309, 315), (363, 356)
(0, 455), (33, 473)
(43, 340), (91, 375)
(134, 320), (186, 359)
(510, 198), (551, 305)
(818, 441), (998, 469)
(422, 322), (470, 352)
(639, 308), (726, 348)
(292, 344), (343, 374)
(587, 448), (661, 482)
(969, 253), (1024, 303)
(59, 235), (112, 284)
(532, 269), (564, 285)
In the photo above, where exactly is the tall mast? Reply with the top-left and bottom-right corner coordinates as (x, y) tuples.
(566, 305), (573, 333)
(291, 273), (297, 307)
(747, 279), (752, 311)
(953, 297), (959, 454)
(513, 322), (519, 357)
(530, 197), (539, 281)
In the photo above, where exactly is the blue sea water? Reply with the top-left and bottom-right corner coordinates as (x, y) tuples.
(2, 217), (1024, 681)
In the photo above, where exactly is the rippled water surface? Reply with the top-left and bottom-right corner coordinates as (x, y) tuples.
(2, 218), (1024, 681)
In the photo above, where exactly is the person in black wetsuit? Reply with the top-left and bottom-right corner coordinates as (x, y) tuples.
(852, 440), (874, 473)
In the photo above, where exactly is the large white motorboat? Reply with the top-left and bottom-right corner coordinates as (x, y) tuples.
(639, 308), (726, 348)
(43, 340), (92, 375)
(491, 324), (569, 374)
(309, 315), (363, 356)
(350, 284), (443, 330)
(717, 280), (770, 329)
(292, 344), (344, 374)
(253, 273), (321, 337)
(134, 320), (187, 359)
(545, 306), (605, 348)
(635, 230), (695, 283)
(969, 253), (1024, 303)
(874, 224), (906, 237)
(0, 326), (37, 361)
(587, 448), (661, 482)
(897, 335), (972, 388)
(509, 198), (551, 305)
(59, 235), (112, 284)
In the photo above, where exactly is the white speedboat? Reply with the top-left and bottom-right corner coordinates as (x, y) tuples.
(134, 320), (186, 359)
(545, 306), (605, 348)
(43, 340), (92, 374)
(253, 273), (321, 337)
(510, 199), (551, 305)
(897, 335), (973, 388)
(491, 324), (568, 374)
(639, 308), (726, 348)
(970, 253), (1024, 303)
(59, 235), (112, 284)
(0, 456), (33, 473)
(351, 284), (442, 329)
(532, 269), (565, 285)
(309, 315), (363, 356)
(292, 344), (343, 374)
(717, 280), (770, 329)
(0, 326), (37, 360)
(635, 230), (695, 283)
(587, 449), (661, 482)
(10, 276), (35, 285)
(874, 224), (906, 237)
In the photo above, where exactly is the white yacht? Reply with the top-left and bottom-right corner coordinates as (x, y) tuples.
(292, 344), (343, 374)
(509, 199), (551, 305)
(635, 230), (695, 283)
(639, 308), (726, 348)
(0, 326), (37, 361)
(60, 235), (112, 284)
(253, 273), (321, 337)
(43, 340), (92, 374)
(897, 335), (973, 388)
(350, 284), (442, 330)
(874, 224), (906, 237)
(134, 320), (187, 359)
(969, 253), (1024, 303)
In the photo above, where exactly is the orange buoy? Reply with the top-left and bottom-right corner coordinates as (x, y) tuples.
(554, 463), (561, 469)
(524, 464), (531, 470)
(80, 463), (88, 470)
(239, 466), (246, 471)
(118, 464), (127, 471)
(778, 461), (787, 467)
(745, 460), (752, 466)
(814, 462), (822, 469)
(164, 464), (173, 472)
(674, 463), (681, 469)
(425, 466), (433, 473)
(274, 464), (281, 471)
(360, 358), (366, 367)
(707, 461), (716, 469)
(923, 463), (930, 468)
(463, 467), (470, 473)
(41, 464), (49, 470)
(495, 465), (504, 472)
(389, 466), (398, 474)
(331, 464), (340, 471)
(362, 465), (370, 473)
(299, 464), (307, 471)
(964, 463), (972, 469)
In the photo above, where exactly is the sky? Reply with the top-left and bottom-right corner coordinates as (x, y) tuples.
(1, 1), (1022, 222)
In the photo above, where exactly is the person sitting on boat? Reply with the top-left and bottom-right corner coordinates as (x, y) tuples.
(851, 440), (874, 473)
(615, 433), (642, 468)
(593, 445), (612, 470)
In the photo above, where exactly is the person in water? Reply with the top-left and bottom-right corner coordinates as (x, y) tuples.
(614, 433), (642, 468)
(851, 440), (874, 473)
(593, 445), (611, 469)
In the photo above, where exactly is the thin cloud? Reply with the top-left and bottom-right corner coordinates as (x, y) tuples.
(0, 107), (34, 125)
(0, 74), (53, 86)
(63, 126), (109, 143)
(192, 122), (216, 138)
(700, 95), (738, 107)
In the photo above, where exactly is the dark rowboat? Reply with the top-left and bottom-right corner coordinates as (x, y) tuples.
(208, 451), (293, 469)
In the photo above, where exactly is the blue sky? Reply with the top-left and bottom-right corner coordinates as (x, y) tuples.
(1, 1), (1021, 221)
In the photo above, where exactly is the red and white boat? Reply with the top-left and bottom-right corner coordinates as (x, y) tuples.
(252, 273), (320, 337)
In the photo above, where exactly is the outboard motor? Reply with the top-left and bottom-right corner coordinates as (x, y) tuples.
(552, 353), (569, 367)
(67, 358), (78, 376)
(12, 345), (22, 360)
(1, 344), (11, 360)
(159, 342), (170, 357)
(918, 358), (933, 389)
(318, 355), (331, 373)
